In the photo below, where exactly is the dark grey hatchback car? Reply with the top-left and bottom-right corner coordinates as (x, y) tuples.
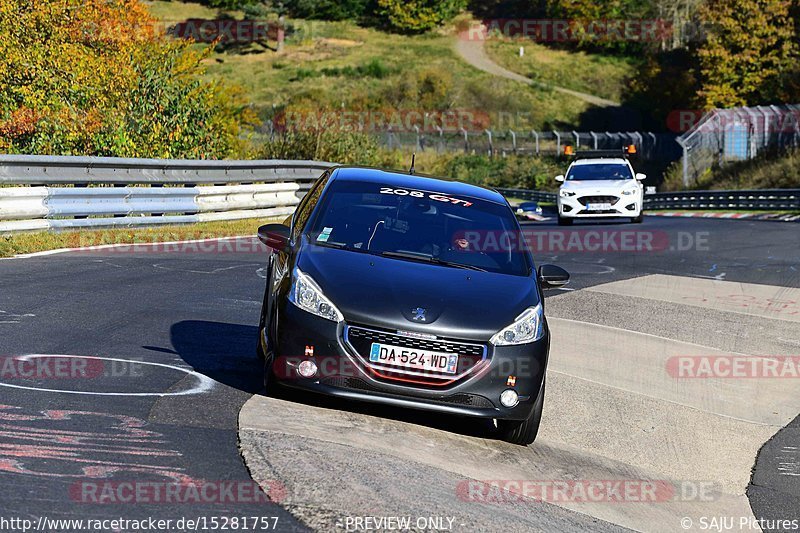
(256, 166), (569, 445)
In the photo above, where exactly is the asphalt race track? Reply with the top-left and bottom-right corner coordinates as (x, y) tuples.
(1, 215), (798, 532)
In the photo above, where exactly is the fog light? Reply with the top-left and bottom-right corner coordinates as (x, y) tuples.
(500, 389), (519, 408)
(297, 360), (318, 378)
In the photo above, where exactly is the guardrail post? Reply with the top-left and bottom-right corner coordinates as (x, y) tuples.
(460, 128), (469, 153)
(485, 129), (494, 157)
(553, 131), (561, 155)
(590, 132), (598, 150)
(572, 131), (580, 149)
(509, 130), (517, 154)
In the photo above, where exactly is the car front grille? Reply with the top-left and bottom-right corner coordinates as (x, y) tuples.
(344, 325), (487, 386)
(320, 376), (495, 408)
(578, 195), (620, 206)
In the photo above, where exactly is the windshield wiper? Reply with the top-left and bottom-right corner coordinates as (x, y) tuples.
(314, 240), (374, 255)
(380, 250), (487, 272)
(313, 240), (346, 249)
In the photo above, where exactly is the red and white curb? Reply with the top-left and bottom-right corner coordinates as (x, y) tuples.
(650, 211), (800, 222)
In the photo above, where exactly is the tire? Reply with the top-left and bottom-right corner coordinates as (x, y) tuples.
(497, 380), (545, 446)
(632, 212), (644, 224)
(557, 216), (573, 226)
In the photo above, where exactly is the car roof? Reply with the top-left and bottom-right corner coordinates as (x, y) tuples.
(571, 158), (630, 166)
(329, 166), (508, 205)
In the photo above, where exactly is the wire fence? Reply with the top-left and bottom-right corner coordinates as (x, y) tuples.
(261, 123), (681, 162)
(677, 104), (800, 187)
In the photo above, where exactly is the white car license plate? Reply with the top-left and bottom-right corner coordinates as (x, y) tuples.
(587, 203), (612, 211)
(369, 343), (458, 374)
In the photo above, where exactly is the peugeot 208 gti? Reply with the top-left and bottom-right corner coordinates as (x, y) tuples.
(256, 167), (569, 445)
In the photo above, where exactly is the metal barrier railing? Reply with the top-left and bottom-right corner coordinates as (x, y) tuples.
(0, 155), (334, 233)
(495, 187), (800, 211)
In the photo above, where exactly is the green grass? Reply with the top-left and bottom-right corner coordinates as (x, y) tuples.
(484, 39), (638, 103)
(663, 148), (800, 191)
(0, 218), (280, 258)
(147, 3), (590, 130)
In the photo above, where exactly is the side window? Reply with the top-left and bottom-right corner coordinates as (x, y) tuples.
(291, 171), (330, 241)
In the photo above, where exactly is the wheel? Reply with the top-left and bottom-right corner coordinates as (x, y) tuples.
(632, 212), (644, 224)
(557, 216), (573, 226)
(497, 380), (545, 446)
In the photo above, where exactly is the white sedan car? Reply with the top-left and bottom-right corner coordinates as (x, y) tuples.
(556, 156), (646, 225)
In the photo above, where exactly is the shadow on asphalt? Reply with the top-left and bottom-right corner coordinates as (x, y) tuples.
(167, 320), (264, 394)
(167, 320), (501, 442)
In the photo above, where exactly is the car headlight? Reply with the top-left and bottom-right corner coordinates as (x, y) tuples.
(560, 189), (576, 198)
(490, 305), (545, 346)
(289, 268), (343, 322)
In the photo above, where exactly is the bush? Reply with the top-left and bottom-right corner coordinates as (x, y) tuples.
(279, 0), (369, 20)
(373, 0), (468, 33)
(259, 130), (384, 165)
(428, 154), (562, 190)
(0, 0), (253, 158)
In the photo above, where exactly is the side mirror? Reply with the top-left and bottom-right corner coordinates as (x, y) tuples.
(258, 224), (290, 252)
(539, 264), (570, 289)
(635, 173), (647, 181)
(555, 175), (565, 183)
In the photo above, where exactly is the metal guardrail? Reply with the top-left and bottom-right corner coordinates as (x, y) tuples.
(0, 155), (334, 233)
(2, 157), (797, 235)
(494, 188), (557, 203)
(643, 189), (800, 211)
(496, 187), (800, 211)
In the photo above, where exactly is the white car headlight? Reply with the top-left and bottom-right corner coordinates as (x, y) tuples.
(289, 268), (343, 322)
(490, 305), (545, 346)
(560, 189), (576, 198)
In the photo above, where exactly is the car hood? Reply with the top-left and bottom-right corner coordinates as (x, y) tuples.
(562, 180), (638, 193)
(297, 246), (539, 341)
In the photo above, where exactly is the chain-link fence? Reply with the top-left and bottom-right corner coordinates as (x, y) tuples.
(677, 104), (800, 187)
(379, 129), (680, 161)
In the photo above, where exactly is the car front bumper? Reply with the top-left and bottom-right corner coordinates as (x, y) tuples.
(558, 194), (641, 218)
(267, 301), (548, 421)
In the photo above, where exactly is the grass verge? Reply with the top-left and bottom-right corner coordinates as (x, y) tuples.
(0, 218), (280, 258)
(484, 39), (638, 104)
(147, 3), (589, 130)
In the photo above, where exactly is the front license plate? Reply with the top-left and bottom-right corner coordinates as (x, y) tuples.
(369, 343), (458, 374)
(587, 203), (612, 211)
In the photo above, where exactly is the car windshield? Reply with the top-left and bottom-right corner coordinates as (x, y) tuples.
(567, 163), (633, 181)
(306, 179), (529, 276)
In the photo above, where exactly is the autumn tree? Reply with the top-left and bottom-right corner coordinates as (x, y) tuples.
(696, 0), (798, 108)
(0, 0), (253, 157)
(374, 0), (468, 33)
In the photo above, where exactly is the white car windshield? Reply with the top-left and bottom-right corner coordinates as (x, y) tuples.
(567, 164), (633, 181)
